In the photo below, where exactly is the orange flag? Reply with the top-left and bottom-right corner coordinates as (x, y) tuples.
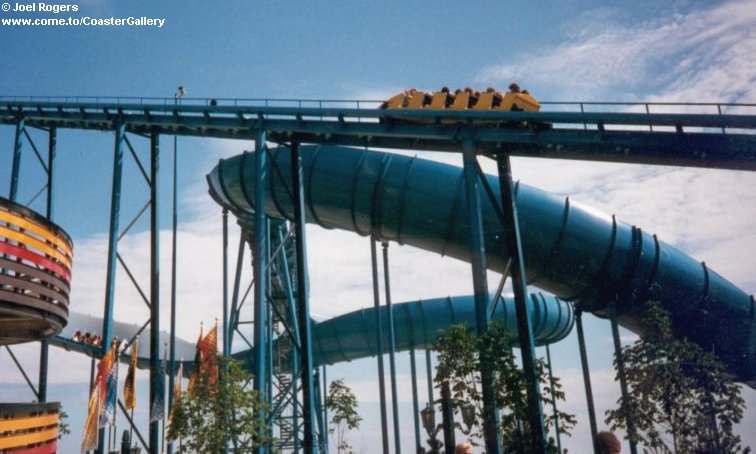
(124, 338), (138, 410)
(81, 385), (100, 452)
(200, 323), (218, 389)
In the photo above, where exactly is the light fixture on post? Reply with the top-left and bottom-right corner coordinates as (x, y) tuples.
(456, 402), (476, 435)
(420, 403), (443, 454)
(420, 397), (477, 453)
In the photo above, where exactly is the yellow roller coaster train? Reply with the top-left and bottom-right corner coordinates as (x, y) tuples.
(380, 83), (541, 113)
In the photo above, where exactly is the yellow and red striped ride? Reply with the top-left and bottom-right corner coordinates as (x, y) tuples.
(0, 403), (60, 454)
(0, 197), (73, 345)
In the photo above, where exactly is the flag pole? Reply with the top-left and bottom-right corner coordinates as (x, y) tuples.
(162, 343), (167, 454)
(112, 341), (121, 451)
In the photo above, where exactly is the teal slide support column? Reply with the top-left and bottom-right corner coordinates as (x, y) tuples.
(610, 306), (638, 454)
(545, 344), (562, 452)
(496, 152), (546, 453)
(149, 131), (161, 454)
(575, 308), (598, 445)
(99, 123), (125, 454)
(382, 242), (402, 454)
(410, 348), (422, 453)
(167, 126), (179, 454)
(9, 118), (24, 201)
(252, 131), (269, 454)
(291, 143), (319, 453)
(371, 238), (390, 454)
(462, 141), (502, 454)
(38, 126), (56, 402)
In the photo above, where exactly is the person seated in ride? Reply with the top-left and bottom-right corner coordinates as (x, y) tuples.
(488, 87), (503, 108)
(440, 86), (455, 107)
(464, 87), (478, 108)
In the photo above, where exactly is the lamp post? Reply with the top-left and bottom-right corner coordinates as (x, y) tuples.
(420, 382), (477, 454)
(166, 85), (185, 454)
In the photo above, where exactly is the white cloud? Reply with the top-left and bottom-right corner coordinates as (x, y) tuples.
(478, 1), (756, 103)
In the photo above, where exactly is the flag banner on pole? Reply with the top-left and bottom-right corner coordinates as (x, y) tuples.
(88, 343), (117, 427)
(80, 384), (101, 452)
(167, 361), (183, 438)
(150, 354), (166, 422)
(187, 324), (203, 395)
(173, 361), (183, 404)
(124, 337), (139, 410)
(199, 323), (218, 390)
(103, 348), (119, 425)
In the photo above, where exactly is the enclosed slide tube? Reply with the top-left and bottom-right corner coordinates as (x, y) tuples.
(234, 293), (574, 372)
(208, 145), (756, 386)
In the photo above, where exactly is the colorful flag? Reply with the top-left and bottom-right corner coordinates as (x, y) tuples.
(96, 343), (116, 400)
(199, 323), (219, 389)
(173, 361), (183, 404)
(102, 347), (119, 425)
(80, 383), (101, 452)
(187, 324), (203, 395)
(167, 361), (184, 438)
(81, 342), (115, 453)
(150, 349), (166, 422)
(124, 337), (139, 410)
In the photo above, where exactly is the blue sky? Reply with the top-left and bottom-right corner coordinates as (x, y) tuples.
(2, 0), (756, 452)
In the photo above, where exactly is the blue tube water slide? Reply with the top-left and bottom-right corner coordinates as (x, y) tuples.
(207, 145), (756, 386)
(233, 293), (573, 372)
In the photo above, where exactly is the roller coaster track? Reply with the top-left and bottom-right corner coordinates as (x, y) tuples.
(2, 97), (756, 170)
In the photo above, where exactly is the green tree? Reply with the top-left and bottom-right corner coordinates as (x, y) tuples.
(605, 301), (750, 454)
(433, 321), (575, 453)
(167, 357), (271, 453)
(325, 378), (362, 454)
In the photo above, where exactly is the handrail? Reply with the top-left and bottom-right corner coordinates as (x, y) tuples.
(1, 95), (755, 111)
(3, 101), (756, 129)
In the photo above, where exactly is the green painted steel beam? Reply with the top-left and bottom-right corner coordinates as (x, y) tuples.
(2, 100), (756, 171)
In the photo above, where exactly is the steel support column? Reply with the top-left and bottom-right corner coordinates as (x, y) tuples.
(575, 308), (598, 446)
(223, 209), (230, 357)
(274, 225), (300, 451)
(167, 128), (179, 454)
(149, 131), (161, 454)
(252, 131), (269, 454)
(545, 344), (562, 452)
(228, 233), (247, 353)
(290, 142), (319, 452)
(609, 306), (638, 454)
(37, 126), (56, 402)
(426, 349), (434, 406)
(440, 381), (456, 454)
(410, 348), (422, 454)
(322, 366), (328, 452)
(370, 238), (390, 454)
(495, 152), (547, 453)
(9, 118), (24, 201)
(381, 242), (402, 454)
(462, 141), (502, 454)
(98, 123), (126, 454)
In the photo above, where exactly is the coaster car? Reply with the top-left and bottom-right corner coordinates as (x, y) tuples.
(379, 86), (549, 129)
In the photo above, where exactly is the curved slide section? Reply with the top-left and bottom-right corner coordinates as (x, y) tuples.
(0, 197), (73, 345)
(233, 293), (574, 372)
(208, 145), (756, 386)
